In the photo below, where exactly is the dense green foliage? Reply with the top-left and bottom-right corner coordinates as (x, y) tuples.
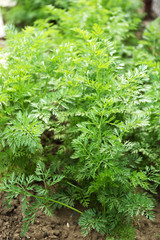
(0, 0), (160, 239)
(2, 0), (71, 27)
(3, 0), (141, 29)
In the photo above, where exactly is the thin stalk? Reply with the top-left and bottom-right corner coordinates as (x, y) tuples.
(97, 109), (104, 153)
(66, 181), (83, 191)
(28, 193), (83, 214)
(4, 182), (83, 215)
(12, 186), (83, 215)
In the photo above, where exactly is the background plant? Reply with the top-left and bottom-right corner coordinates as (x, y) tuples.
(2, 0), (71, 28)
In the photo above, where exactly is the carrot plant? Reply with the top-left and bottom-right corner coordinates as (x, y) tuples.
(0, 26), (58, 173)
(47, 26), (156, 236)
(0, 1), (159, 239)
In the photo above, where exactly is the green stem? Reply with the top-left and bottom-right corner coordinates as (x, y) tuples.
(9, 183), (83, 215)
(27, 192), (83, 214)
(66, 181), (83, 191)
(97, 110), (104, 153)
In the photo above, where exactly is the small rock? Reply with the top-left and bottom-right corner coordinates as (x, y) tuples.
(66, 222), (70, 228)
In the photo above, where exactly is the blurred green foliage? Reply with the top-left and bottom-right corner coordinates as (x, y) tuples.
(3, 0), (71, 27)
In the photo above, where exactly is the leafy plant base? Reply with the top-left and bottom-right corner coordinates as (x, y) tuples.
(0, 192), (159, 240)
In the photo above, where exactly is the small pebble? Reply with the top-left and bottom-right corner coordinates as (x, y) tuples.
(67, 222), (70, 228)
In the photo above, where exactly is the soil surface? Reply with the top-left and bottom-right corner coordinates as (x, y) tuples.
(0, 192), (159, 240)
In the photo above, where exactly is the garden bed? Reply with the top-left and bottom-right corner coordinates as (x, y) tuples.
(0, 192), (159, 240)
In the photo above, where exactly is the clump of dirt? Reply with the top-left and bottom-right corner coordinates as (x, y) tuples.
(0, 191), (159, 240)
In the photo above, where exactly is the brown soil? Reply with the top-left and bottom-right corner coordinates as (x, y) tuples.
(135, 203), (160, 240)
(0, 192), (159, 240)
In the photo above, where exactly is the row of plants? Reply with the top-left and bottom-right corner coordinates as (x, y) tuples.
(2, 0), (71, 28)
(0, 0), (160, 239)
